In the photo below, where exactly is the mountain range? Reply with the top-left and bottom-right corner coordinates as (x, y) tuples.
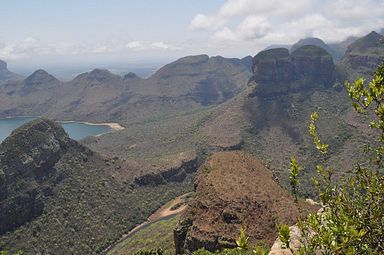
(0, 55), (251, 122)
(0, 31), (383, 254)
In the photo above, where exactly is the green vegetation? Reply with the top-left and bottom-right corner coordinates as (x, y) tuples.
(108, 216), (180, 255)
(241, 87), (361, 197)
(132, 248), (165, 255)
(0, 251), (23, 255)
(281, 62), (384, 254)
(0, 242), (23, 255)
(189, 228), (269, 255)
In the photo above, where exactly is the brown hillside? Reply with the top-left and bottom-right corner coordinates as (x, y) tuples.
(174, 151), (316, 254)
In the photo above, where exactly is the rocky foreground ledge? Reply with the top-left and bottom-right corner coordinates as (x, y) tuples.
(174, 151), (317, 254)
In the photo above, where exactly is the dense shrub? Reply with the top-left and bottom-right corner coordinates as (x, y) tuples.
(281, 62), (384, 254)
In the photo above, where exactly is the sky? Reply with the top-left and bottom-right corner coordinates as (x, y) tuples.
(0, 0), (383, 76)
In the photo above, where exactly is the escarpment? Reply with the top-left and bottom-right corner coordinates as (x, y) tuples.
(250, 45), (335, 96)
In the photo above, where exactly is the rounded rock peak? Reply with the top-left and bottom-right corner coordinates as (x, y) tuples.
(254, 48), (290, 60)
(291, 45), (330, 57)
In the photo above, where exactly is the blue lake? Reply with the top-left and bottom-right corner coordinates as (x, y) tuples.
(0, 116), (112, 143)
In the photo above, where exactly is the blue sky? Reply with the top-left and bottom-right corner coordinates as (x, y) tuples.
(0, 1), (222, 43)
(0, 0), (383, 74)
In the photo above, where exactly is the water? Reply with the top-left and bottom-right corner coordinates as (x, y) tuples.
(0, 116), (112, 143)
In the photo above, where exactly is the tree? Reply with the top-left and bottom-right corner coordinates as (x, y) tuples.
(281, 62), (384, 254)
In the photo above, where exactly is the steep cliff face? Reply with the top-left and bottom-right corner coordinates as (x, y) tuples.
(174, 151), (315, 254)
(250, 46), (335, 96)
(291, 45), (335, 87)
(341, 31), (384, 77)
(0, 118), (86, 233)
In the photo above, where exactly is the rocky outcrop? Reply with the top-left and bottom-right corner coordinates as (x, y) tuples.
(250, 46), (335, 96)
(174, 151), (316, 254)
(341, 31), (384, 77)
(0, 60), (23, 85)
(291, 46), (335, 87)
(0, 118), (88, 234)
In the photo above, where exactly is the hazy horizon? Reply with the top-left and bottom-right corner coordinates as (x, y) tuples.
(1, 0), (383, 78)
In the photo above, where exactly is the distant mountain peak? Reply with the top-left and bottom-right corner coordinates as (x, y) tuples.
(291, 44), (330, 56)
(74, 68), (121, 83)
(89, 68), (111, 75)
(291, 37), (340, 60)
(0, 60), (7, 70)
(174, 54), (210, 65)
(367, 30), (382, 37)
(123, 72), (140, 80)
(24, 69), (58, 86)
(341, 31), (384, 77)
(347, 31), (384, 53)
(346, 30), (384, 55)
(0, 60), (23, 84)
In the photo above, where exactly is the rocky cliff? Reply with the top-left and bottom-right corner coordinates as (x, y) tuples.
(0, 118), (86, 234)
(341, 31), (384, 77)
(250, 46), (335, 96)
(174, 151), (315, 254)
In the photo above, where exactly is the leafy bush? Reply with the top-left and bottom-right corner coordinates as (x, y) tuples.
(191, 228), (268, 255)
(132, 248), (165, 255)
(281, 63), (384, 254)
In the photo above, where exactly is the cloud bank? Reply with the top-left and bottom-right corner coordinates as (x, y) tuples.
(190, 0), (384, 46)
(0, 38), (182, 60)
(1, 1), (383, 62)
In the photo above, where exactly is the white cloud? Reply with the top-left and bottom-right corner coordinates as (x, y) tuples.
(189, 0), (384, 52)
(237, 15), (271, 40)
(126, 41), (144, 50)
(151, 42), (170, 49)
(189, 14), (225, 31)
(0, 38), (181, 60)
(212, 16), (271, 42)
(214, 27), (238, 41)
(125, 41), (181, 51)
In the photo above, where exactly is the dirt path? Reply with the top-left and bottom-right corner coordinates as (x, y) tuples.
(149, 195), (187, 222)
(101, 193), (190, 255)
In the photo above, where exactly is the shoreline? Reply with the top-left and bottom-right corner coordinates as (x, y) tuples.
(0, 116), (125, 131)
(57, 120), (125, 131)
